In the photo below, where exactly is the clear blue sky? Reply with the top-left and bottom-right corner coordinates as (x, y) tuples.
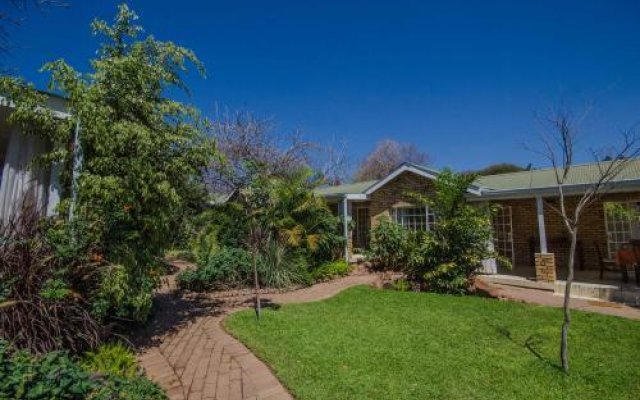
(6, 0), (640, 172)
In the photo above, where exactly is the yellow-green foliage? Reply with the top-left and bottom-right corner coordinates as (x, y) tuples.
(81, 343), (138, 379)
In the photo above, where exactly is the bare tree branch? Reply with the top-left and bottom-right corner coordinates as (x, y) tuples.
(354, 139), (429, 182)
(314, 136), (350, 185)
(205, 109), (312, 193)
(531, 103), (640, 373)
(0, 0), (69, 69)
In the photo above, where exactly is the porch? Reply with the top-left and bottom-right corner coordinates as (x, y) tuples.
(480, 271), (640, 306)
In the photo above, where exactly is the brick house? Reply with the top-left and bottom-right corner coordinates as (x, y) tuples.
(316, 162), (640, 282)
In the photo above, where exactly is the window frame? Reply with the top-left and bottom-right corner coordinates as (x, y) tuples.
(491, 205), (515, 266)
(391, 205), (436, 231)
(604, 200), (640, 258)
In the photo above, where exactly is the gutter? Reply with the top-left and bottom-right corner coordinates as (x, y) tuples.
(466, 179), (640, 201)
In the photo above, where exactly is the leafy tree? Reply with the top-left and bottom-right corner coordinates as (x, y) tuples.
(355, 139), (429, 182)
(0, 4), (215, 321)
(232, 164), (342, 319)
(262, 167), (343, 263)
(406, 170), (502, 293)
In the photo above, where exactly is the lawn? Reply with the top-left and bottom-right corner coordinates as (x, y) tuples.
(225, 286), (640, 400)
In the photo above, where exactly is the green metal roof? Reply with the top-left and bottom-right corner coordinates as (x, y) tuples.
(315, 160), (640, 198)
(314, 180), (377, 196)
(475, 160), (640, 192)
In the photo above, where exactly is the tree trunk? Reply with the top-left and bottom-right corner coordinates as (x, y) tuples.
(561, 228), (577, 373)
(253, 250), (261, 322)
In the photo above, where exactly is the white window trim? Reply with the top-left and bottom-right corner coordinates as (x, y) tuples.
(491, 205), (515, 266)
(391, 205), (436, 231)
(603, 200), (640, 258)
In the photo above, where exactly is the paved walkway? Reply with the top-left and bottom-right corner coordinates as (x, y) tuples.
(476, 278), (640, 320)
(134, 261), (377, 400)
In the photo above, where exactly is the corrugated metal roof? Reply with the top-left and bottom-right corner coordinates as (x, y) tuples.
(475, 160), (640, 192)
(314, 180), (377, 196)
(315, 160), (640, 198)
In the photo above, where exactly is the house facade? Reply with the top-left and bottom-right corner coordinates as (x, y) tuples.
(317, 162), (640, 281)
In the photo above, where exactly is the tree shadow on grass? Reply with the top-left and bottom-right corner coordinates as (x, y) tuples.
(486, 321), (563, 372)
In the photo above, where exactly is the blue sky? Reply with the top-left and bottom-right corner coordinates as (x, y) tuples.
(5, 0), (640, 172)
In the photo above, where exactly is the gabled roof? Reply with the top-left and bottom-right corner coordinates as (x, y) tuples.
(315, 160), (640, 200)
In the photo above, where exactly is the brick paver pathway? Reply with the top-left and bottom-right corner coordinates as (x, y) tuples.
(134, 261), (377, 400)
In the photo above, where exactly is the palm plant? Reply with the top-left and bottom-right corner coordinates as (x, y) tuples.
(263, 168), (343, 264)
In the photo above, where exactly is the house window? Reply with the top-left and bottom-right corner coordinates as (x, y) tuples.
(491, 205), (514, 265)
(392, 206), (436, 231)
(604, 201), (640, 258)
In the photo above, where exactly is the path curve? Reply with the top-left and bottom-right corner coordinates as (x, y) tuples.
(135, 261), (377, 400)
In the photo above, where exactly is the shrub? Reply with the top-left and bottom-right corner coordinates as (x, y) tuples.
(311, 260), (352, 281)
(177, 247), (254, 291)
(406, 170), (503, 294)
(81, 343), (138, 379)
(0, 208), (101, 354)
(0, 340), (166, 400)
(91, 264), (158, 322)
(260, 240), (311, 288)
(177, 242), (315, 291)
(92, 375), (167, 400)
(391, 278), (411, 292)
(367, 219), (416, 270)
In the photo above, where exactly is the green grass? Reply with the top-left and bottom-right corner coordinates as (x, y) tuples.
(225, 286), (640, 400)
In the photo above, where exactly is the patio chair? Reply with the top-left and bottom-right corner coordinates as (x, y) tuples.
(594, 241), (628, 282)
(628, 239), (640, 286)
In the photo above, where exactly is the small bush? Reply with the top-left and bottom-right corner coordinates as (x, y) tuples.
(367, 219), (416, 270)
(81, 343), (138, 379)
(92, 264), (157, 322)
(311, 260), (351, 281)
(177, 247), (254, 291)
(391, 278), (411, 292)
(260, 240), (311, 288)
(0, 340), (166, 400)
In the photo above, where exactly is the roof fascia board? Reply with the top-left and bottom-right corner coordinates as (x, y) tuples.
(364, 163), (482, 196)
(466, 179), (640, 201)
(363, 164), (437, 195)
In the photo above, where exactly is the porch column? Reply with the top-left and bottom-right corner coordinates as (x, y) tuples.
(535, 195), (556, 282)
(342, 196), (349, 263)
(536, 195), (548, 253)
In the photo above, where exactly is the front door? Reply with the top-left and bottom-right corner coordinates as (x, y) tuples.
(352, 206), (370, 253)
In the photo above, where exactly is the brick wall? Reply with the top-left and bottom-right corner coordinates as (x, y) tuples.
(494, 191), (640, 272)
(327, 171), (640, 267)
(368, 172), (437, 227)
